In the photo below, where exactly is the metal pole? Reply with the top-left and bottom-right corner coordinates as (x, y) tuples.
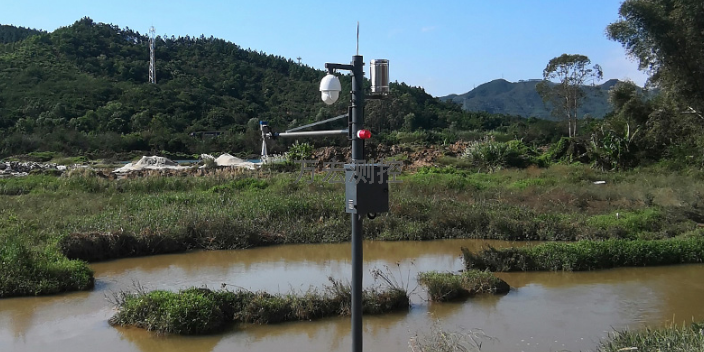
(350, 54), (364, 352)
(276, 129), (347, 138)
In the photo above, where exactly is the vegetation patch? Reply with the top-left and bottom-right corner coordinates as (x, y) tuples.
(462, 238), (704, 272)
(586, 209), (664, 239)
(0, 232), (94, 298)
(109, 280), (409, 335)
(417, 270), (509, 301)
(3, 165), (704, 298)
(598, 322), (704, 352)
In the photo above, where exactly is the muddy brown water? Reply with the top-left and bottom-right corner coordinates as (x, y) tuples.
(1, 239), (704, 352)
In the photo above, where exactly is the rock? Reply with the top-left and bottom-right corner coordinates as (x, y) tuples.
(0, 161), (68, 177)
(113, 156), (189, 173)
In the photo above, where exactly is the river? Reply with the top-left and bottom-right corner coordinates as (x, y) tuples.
(1, 239), (703, 352)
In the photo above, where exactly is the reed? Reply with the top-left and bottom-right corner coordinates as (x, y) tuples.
(109, 279), (409, 335)
(417, 270), (509, 301)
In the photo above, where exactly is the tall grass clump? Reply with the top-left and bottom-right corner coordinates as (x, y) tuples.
(598, 322), (704, 352)
(462, 237), (704, 272)
(418, 270), (509, 301)
(461, 138), (534, 171)
(0, 231), (94, 297)
(109, 279), (410, 335)
(409, 319), (492, 352)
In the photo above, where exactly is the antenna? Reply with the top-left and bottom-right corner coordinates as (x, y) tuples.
(356, 21), (359, 55)
(149, 26), (156, 84)
(296, 56), (302, 64)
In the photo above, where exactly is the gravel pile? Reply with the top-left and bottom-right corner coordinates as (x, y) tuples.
(0, 161), (67, 177)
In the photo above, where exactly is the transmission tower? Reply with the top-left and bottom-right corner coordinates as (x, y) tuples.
(296, 56), (302, 64)
(149, 26), (156, 84)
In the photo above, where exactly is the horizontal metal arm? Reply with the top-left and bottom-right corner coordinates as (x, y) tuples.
(326, 63), (354, 72)
(276, 129), (347, 138)
(285, 114), (348, 132)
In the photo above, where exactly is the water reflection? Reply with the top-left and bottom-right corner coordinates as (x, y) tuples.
(0, 291), (91, 341)
(115, 326), (224, 352)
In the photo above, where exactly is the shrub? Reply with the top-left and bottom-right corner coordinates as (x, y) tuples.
(286, 141), (314, 162)
(418, 270), (509, 301)
(462, 138), (532, 171)
(0, 234), (94, 297)
(462, 237), (704, 272)
(110, 281), (410, 334)
(598, 321), (704, 352)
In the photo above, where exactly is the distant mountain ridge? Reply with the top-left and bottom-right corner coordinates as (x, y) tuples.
(440, 78), (621, 119)
(0, 24), (45, 43)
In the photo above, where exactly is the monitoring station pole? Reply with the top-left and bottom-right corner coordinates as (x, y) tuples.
(261, 54), (389, 352)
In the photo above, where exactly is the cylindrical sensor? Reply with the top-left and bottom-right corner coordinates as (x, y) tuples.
(370, 59), (389, 96)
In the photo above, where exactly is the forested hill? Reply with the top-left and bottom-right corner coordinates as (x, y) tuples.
(0, 24), (45, 43)
(440, 78), (619, 119)
(0, 17), (523, 157)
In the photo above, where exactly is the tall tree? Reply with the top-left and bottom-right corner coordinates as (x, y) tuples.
(537, 54), (603, 137)
(606, 0), (704, 115)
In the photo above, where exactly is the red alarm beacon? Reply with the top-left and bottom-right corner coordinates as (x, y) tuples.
(357, 129), (372, 139)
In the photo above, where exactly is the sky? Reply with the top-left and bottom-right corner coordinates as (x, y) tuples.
(1, 0), (648, 97)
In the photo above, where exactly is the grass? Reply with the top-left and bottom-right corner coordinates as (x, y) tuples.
(109, 279), (409, 335)
(462, 237), (704, 272)
(409, 319), (492, 352)
(598, 322), (704, 352)
(2, 164), (704, 297)
(0, 224), (94, 297)
(417, 270), (509, 301)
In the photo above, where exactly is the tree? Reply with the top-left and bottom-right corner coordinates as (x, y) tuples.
(606, 0), (704, 115)
(536, 54), (603, 137)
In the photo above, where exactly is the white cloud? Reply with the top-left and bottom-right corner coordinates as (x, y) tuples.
(421, 26), (436, 33)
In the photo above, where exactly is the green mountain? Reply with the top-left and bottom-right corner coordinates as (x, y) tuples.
(0, 18), (514, 157)
(440, 78), (620, 119)
(0, 24), (45, 43)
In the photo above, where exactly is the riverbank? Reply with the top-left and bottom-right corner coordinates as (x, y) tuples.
(463, 237), (704, 272)
(2, 163), (704, 297)
(598, 321), (704, 352)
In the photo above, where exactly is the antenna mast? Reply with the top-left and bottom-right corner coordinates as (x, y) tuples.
(356, 22), (359, 55)
(149, 26), (156, 84)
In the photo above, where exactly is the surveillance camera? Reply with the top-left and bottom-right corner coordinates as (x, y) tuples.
(320, 73), (342, 105)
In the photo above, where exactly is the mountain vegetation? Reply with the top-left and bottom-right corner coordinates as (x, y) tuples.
(0, 18), (535, 158)
(0, 24), (45, 43)
(1, 1), (704, 172)
(440, 78), (619, 119)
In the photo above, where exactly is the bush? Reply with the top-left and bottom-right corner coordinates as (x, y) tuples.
(418, 270), (509, 301)
(0, 234), (94, 297)
(461, 138), (533, 171)
(110, 280), (410, 334)
(109, 289), (225, 334)
(598, 321), (704, 352)
(286, 141), (314, 162)
(462, 237), (704, 272)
